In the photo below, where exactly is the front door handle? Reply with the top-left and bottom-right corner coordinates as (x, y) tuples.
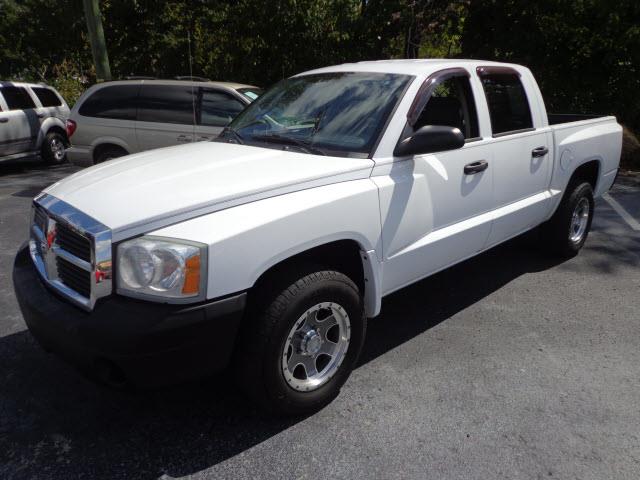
(0, 118), (8, 123)
(36, 113), (45, 118)
(532, 146), (549, 157)
(176, 135), (191, 143)
(464, 160), (489, 175)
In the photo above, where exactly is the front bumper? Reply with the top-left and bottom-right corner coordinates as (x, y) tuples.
(13, 244), (246, 387)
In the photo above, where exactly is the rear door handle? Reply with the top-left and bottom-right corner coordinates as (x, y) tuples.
(0, 118), (8, 123)
(532, 146), (549, 157)
(464, 160), (489, 175)
(36, 113), (45, 118)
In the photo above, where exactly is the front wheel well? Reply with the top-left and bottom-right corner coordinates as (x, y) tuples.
(249, 240), (366, 307)
(93, 143), (128, 163)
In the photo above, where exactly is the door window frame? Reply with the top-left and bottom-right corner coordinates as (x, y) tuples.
(395, 67), (482, 152)
(476, 66), (536, 138)
(0, 86), (37, 111)
(196, 87), (246, 127)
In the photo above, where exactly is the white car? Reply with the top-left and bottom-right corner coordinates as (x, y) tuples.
(14, 60), (622, 415)
(0, 82), (70, 164)
(65, 79), (262, 165)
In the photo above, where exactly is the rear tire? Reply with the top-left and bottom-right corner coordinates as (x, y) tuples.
(95, 146), (127, 164)
(235, 270), (366, 416)
(41, 131), (67, 164)
(542, 181), (594, 257)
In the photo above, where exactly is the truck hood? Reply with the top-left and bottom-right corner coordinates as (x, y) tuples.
(44, 142), (374, 240)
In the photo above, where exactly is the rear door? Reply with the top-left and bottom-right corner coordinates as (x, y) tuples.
(475, 67), (553, 246)
(136, 84), (197, 150)
(30, 86), (67, 121)
(75, 84), (140, 154)
(0, 85), (39, 155)
(194, 88), (246, 141)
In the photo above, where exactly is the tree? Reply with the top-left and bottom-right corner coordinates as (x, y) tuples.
(461, 0), (640, 132)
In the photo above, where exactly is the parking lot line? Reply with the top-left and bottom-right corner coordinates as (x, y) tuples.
(602, 192), (640, 231)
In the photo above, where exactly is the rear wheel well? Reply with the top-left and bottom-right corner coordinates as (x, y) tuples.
(93, 143), (128, 164)
(45, 126), (69, 147)
(570, 160), (600, 190)
(249, 240), (366, 307)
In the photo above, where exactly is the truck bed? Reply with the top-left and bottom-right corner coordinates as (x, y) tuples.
(548, 114), (622, 198)
(548, 113), (607, 125)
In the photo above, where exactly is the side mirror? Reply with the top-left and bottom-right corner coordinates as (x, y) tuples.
(394, 125), (465, 157)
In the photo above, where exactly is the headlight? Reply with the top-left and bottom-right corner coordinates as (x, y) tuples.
(116, 237), (207, 302)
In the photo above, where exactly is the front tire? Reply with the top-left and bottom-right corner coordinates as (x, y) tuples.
(236, 270), (366, 416)
(41, 131), (67, 164)
(542, 181), (594, 257)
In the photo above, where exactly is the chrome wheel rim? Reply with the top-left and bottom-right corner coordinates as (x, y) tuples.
(569, 197), (590, 243)
(50, 138), (65, 161)
(282, 302), (351, 392)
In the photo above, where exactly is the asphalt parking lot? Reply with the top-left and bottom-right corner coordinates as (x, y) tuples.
(1, 160), (639, 480)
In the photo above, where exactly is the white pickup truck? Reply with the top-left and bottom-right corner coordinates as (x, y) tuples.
(13, 60), (622, 415)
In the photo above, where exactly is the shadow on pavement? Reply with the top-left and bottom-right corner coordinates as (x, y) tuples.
(0, 236), (568, 479)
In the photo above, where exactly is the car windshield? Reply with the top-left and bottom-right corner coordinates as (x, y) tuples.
(221, 72), (413, 157)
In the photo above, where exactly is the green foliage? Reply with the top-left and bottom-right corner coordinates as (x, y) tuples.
(48, 59), (92, 107)
(461, 0), (640, 133)
(0, 0), (637, 144)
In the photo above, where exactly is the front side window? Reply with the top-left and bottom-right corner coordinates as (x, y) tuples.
(137, 85), (196, 125)
(79, 85), (139, 120)
(478, 72), (533, 135)
(224, 72), (413, 157)
(32, 87), (62, 107)
(414, 75), (479, 139)
(1, 87), (36, 110)
(199, 90), (245, 127)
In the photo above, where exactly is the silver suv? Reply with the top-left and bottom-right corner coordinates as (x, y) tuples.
(0, 82), (70, 165)
(66, 79), (261, 165)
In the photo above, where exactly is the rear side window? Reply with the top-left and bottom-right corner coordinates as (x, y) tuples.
(137, 85), (196, 125)
(1, 86), (36, 110)
(32, 87), (63, 107)
(79, 85), (139, 120)
(199, 89), (245, 127)
(478, 72), (533, 135)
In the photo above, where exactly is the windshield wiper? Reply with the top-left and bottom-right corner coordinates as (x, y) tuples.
(220, 127), (244, 144)
(253, 133), (327, 156)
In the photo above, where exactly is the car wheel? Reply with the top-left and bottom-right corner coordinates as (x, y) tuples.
(235, 270), (366, 416)
(542, 181), (594, 257)
(42, 131), (67, 164)
(95, 146), (127, 164)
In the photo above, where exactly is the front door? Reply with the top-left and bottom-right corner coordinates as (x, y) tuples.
(135, 84), (196, 150)
(375, 71), (495, 295)
(193, 88), (246, 142)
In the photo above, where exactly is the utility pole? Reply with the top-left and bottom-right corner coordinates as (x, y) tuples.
(82, 0), (112, 82)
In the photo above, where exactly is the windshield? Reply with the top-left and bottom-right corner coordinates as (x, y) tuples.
(222, 72), (413, 157)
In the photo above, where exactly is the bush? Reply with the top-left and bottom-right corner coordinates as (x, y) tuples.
(621, 127), (640, 171)
(47, 60), (91, 107)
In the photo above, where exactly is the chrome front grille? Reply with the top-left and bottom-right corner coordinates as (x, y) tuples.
(56, 222), (91, 262)
(29, 194), (112, 311)
(56, 256), (92, 298)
